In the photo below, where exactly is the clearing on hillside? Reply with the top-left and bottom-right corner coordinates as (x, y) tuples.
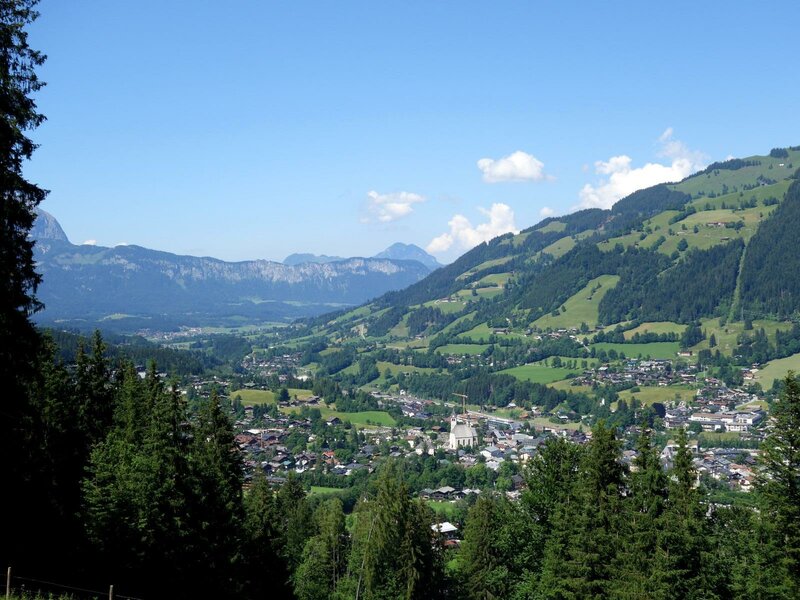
(533, 274), (620, 330)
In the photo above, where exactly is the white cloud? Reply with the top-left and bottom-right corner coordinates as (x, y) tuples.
(577, 130), (708, 210)
(82, 239), (97, 246)
(477, 151), (547, 183)
(426, 203), (519, 255)
(539, 206), (555, 218)
(363, 190), (425, 223)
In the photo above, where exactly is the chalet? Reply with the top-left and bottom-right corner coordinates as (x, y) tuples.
(431, 521), (459, 543)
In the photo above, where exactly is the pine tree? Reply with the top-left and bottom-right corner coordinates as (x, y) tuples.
(276, 472), (315, 572)
(190, 390), (245, 594)
(610, 427), (668, 598)
(75, 330), (114, 447)
(650, 428), (713, 600)
(538, 420), (625, 599)
(345, 460), (442, 600)
(0, 0), (48, 570)
(294, 498), (350, 600)
(757, 372), (800, 595)
(458, 494), (536, 600)
(243, 470), (293, 599)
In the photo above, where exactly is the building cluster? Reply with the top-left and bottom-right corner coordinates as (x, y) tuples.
(240, 351), (303, 378)
(572, 358), (695, 388)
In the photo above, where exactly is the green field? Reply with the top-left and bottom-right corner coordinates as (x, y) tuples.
(530, 417), (583, 431)
(617, 385), (694, 407)
(597, 194), (779, 257)
(428, 500), (463, 519)
(420, 299), (467, 314)
(541, 235), (576, 259)
(310, 486), (346, 495)
(280, 405), (396, 428)
(589, 341), (681, 360)
(623, 321), (684, 340)
(697, 432), (744, 444)
(475, 272), (511, 287)
(692, 317), (791, 355)
(463, 322), (493, 339)
(435, 343), (490, 355)
(533, 274), (620, 330)
(548, 378), (594, 394)
(687, 179), (791, 211)
(229, 388), (314, 405)
(456, 287), (505, 300)
(753, 352), (800, 388)
(377, 361), (435, 376)
(672, 152), (799, 198)
(499, 363), (579, 384)
(438, 312), (477, 335)
(457, 256), (513, 280)
(537, 220), (567, 233)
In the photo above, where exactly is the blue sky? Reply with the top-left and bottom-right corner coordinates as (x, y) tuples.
(26, 0), (800, 263)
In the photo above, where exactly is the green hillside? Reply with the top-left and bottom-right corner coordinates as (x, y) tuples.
(279, 146), (800, 408)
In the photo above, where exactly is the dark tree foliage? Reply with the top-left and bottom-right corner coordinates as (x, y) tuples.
(0, 0), (55, 574)
(696, 158), (762, 175)
(538, 421), (626, 598)
(600, 240), (744, 324)
(734, 322), (800, 366)
(513, 243), (637, 317)
(406, 305), (454, 336)
(740, 181), (800, 318)
(757, 373), (800, 595)
(606, 184), (692, 234)
(46, 327), (219, 374)
(368, 306), (407, 337)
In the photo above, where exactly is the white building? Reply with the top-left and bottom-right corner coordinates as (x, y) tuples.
(449, 413), (479, 450)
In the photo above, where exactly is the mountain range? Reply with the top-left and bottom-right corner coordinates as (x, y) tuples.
(30, 213), (438, 331)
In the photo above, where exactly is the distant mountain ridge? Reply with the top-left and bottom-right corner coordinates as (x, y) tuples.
(283, 253), (343, 266)
(373, 243), (441, 270)
(283, 243), (440, 270)
(30, 213), (433, 330)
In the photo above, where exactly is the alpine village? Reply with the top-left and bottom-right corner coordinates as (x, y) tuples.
(5, 2), (800, 599)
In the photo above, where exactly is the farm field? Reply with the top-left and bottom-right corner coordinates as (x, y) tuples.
(529, 417), (583, 431)
(229, 388), (314, 405)
(541, 235), (576, 259)
(617, 385), (694, 407)
(421, 298), (467, 314)
(475, 272), (510, 287)
(692, 318), (791, 355)
(457, 256), (513, 280)
(428, 500), (462, 520)
(280, 405), (396, 428)
(753, 352), (800, 387)
(435, 343), (490, 355)
(310, 486), (346, 496)
(672, 154), (799, 198)
(376, 361), (435, 376)
(548, 378), (594, 394)
(623, 321), (684, 340)
(589, 341), (681, 360)
(500, 363), (580, 385)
